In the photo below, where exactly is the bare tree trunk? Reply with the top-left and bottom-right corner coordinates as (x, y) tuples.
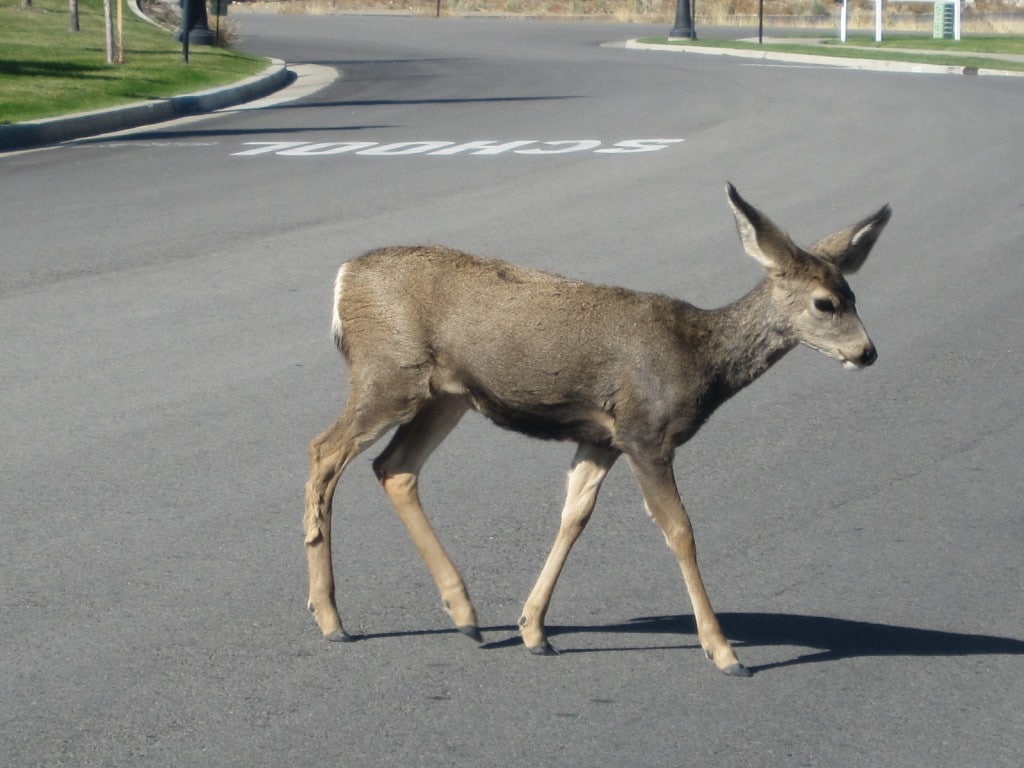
(70, 0), (80, 32)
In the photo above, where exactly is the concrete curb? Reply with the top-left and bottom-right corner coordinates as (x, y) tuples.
(622, 39), (1024, 78)
(0, 58), (290, 152)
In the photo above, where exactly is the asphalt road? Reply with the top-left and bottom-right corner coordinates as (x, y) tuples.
(2, 14), (1022, 768)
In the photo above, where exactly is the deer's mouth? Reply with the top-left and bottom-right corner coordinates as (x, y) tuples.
(840, 345), (877, 369)
(800, 340), (872, 369)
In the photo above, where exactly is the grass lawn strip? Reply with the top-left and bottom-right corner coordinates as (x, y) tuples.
(0, 0), (267, 124)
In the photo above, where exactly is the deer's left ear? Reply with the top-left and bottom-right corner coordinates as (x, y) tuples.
(726, 183), (802, 273)
(809, 204), (892, 275)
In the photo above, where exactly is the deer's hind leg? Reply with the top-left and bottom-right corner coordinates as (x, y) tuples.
(305, 385), (428, 642)
(371, 395), (482, 642)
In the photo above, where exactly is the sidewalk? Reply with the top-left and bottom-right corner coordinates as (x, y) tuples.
(623, 37), (1024, 77)
(0, 58), (290, 152)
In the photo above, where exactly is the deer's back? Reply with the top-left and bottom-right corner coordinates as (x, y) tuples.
(336, 246), (717, 449)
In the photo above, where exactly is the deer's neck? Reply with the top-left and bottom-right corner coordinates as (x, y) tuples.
(703, 279), (798, 398)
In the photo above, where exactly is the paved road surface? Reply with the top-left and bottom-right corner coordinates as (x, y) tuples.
(2, 15), (1022, 768)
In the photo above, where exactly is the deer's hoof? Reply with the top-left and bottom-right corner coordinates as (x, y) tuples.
(458, 625), (484, 645)
(721, 662), (752, 678)
(326, 628), (358, 643)
(528, 641), (560, 656)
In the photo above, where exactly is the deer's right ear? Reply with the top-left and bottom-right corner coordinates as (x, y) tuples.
(726, 183), (799, 272)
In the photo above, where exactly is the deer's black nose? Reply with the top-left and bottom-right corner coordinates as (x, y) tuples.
(860, 345), (878, 367)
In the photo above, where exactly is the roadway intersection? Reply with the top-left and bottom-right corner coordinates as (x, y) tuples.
(2, 14), (1022, 768)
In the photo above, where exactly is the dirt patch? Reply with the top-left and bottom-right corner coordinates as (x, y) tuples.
(228, 0), (1024, 34)
(231, 0), (675, 23)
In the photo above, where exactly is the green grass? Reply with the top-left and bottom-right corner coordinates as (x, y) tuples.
(0, 0), (268, 124)
(839, 35), (1024, 53)
(638, 35), (1024, 72)
(838, 35), (1024, 54)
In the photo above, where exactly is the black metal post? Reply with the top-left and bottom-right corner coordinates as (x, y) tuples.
(758, 0), (764, 44)
(181, 0), (190, 63)
(669, 0), (696, 40)
(179, 0), (216, 56)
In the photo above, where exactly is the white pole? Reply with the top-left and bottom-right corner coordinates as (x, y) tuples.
(116, 0), (123, 63)
(954, 0), (961, 41)
(875, 0), (883, 42)
(840, 0), (848, 42)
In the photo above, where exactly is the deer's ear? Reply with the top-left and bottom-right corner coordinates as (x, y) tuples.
(726, 183), (800, 272)
(809, 204), (892, 274)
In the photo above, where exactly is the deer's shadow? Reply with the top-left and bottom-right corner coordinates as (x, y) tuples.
(350, 612), (1022, 674)
(358, 613), (1022, 674)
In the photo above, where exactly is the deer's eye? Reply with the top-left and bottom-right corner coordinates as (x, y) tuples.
(813, 297), (838, 314)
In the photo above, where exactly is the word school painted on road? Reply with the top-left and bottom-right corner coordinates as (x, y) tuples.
(233, 139), (684, 157)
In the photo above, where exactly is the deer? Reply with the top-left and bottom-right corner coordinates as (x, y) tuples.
(303, 183), (891, 677)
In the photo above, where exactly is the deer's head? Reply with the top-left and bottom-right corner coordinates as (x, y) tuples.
(727, 183), (891, 370)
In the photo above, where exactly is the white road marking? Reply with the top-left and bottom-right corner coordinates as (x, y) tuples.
(231, 138), (685, 157)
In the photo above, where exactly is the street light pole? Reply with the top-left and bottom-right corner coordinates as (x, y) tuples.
(181, 0), (190, 63)
(669, 0), (696, 40)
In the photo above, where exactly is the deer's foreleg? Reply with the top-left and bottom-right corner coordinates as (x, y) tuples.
(518, 443), (619, 654)
(626, 456), (750, 677)
(372, 396), (481, 642)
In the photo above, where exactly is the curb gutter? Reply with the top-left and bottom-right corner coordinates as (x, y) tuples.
(623, 40), (1024, 78)
(0, 58), (290, 152)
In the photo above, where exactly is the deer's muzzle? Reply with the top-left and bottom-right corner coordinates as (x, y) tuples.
(843, 343), (877, 369)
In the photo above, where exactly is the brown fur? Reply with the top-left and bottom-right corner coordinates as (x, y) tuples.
(304, 184), (891, 676)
